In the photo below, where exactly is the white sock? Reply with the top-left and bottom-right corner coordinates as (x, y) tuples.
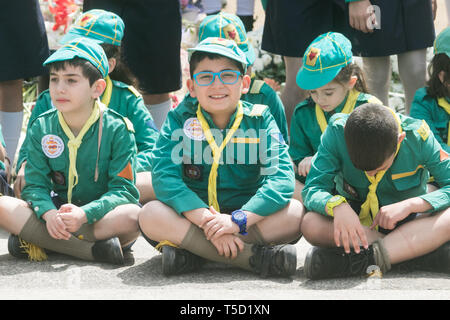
(0, 111), (24, 163)
(146, 99), (172, 131)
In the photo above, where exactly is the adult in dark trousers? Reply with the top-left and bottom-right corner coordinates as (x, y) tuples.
(0, 1), (50, 168)
(261, 0), (349, 127)
(343, 0), (436, 115)
(83, 0), (182, 130)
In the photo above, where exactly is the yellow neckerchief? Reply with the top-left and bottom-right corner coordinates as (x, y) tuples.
(101, 75), (113, 107)
(196, 101), (244, 212)
(316, 88), (360, 133)
(359, 108), (403, 228)
(437, 97), (450, 146)
(58, 100), (101, 203)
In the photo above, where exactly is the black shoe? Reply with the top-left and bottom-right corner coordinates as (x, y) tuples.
(249, 244), (297, 278)
(8, 234), (29, 260)
(393, 241), (450, 274)
(304, 246), (376, 280)
(161, 245), (205, 276)
(92, 237), (124, 265)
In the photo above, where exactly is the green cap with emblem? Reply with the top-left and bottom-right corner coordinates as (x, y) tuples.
(188, 37), (248, 72)
(296, 32), (353, 90)
(198, 12), (255, 66)
(60, 9), (124, 46)
(44, 37), (109, 78)
(434, 27), (450, 58)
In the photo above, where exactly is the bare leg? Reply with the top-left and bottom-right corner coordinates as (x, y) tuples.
(292, 180), (304, 203)
(136, 171), (156, 204)
(397, 49), (427, 115)
(362, 56), (391, 106)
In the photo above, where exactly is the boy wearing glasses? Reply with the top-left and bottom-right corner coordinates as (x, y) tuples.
(138, 37), (304, 277)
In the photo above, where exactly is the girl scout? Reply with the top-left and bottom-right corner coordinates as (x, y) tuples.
(289, 32), (381, 200)
(138, 38), (304, 278)
(411, 27), (450, 154)
(14, 10), (158, 204)
(0, 38), (140, 265)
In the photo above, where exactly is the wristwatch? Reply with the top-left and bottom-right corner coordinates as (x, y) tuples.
(326, 195), (347, 217)
(231, 209), (248, 235)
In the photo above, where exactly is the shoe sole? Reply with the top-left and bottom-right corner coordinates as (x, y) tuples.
(110, 237), (125, 265)
(161, 246), (176, 276)
(282, 245), (298, 276)
(7, 235), (28, 260)
(303, 246), (319, 280)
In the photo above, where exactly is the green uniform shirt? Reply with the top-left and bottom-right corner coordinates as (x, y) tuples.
(241, 78), (289, 143)
(410, 87), (450, 153)
(17, 79), (158, 173)
(289, 91), (378, 182)
(150, 98), (294, 216)
(302, 113), (450, 216)
(21, 108), (139, 224)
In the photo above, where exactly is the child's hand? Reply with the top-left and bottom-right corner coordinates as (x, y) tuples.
(42, 209), (72, 240)
(200, 206), (239, 240)
(333, 203), (368, 254)
(370, 202), (411, 231)
(57, 204), (88, 233)
(210, 234), (244, 259)
(298, 157), (313, 177)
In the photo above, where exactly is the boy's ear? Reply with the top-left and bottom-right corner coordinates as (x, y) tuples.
(347, 75), (358, 89)
(398, 131), (406, 144)
(92, 78), (107, 99)
(241, 74), (251, 94)
(186, 78), (197, 98)
(108, 58), (116, 74)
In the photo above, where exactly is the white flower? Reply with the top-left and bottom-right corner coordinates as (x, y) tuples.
(261, 54), (272, 67)
(252, 58), (265, 72)
(273, 55), (283, 65)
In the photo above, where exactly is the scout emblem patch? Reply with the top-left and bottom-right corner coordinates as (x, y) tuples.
(183, 164), (203, 180)
(78, 13), (96, 27)
(41, 135), (64, 158)
(184, 117), (205, 141)
(51, 171), (66, 186)
(223, 23), (241, 44)
(417, 120), (431, 141)
(306, 47), (321, 67)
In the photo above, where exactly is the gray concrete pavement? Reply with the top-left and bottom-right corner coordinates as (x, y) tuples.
(0, 228), (448, 300)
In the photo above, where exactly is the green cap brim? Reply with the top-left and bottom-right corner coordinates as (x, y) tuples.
(296, 65), (343, 90)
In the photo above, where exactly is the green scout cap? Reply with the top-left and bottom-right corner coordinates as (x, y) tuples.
(44, 37), (109, 78)
(434, 27), (450, 57)
(188, 37), (248, 72)
(296, 32), (353, 90)
(198, 12), (256, 66)
(60, 9), (124, 46)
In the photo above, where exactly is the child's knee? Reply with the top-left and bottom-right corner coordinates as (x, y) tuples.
(138, 200), (168, 229)
(300, 211), (329, 241)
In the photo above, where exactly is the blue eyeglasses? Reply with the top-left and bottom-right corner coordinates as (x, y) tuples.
(193, 70), (241, 86)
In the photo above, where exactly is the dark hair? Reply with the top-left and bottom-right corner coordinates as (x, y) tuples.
(344, 103), (399, 171)
(425, 53), (450, 98)
(100, 43), (138, 86)
(47, 57), (102, 86)
(189, 51), (245, 78)
(334, 63), (369, 93)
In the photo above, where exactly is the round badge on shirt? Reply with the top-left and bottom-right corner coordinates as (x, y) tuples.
(183, 117), (205, 141)
(41, 134), (64, 158)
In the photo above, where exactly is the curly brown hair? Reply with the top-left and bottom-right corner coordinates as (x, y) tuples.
(426, 53), (450, 98)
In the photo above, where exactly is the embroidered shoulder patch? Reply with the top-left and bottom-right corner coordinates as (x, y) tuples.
(417, 120), (430, 141)
(249, 80), (265, 94)
(249, 104), (267, 117)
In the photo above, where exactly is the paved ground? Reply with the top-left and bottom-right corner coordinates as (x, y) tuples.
(0, 227), (448, 301)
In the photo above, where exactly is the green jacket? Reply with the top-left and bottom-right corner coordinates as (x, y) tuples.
(17, 79), (158, 173)
(151, 98), (294, 216)
(21, 107), (139, 224)
(241, 78), (289, 144)
(302, 112), (450, 217)
(410, 87), (450, 153)
(289, 91), (379, 182)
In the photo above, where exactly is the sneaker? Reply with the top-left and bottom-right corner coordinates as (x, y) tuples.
(8, 234), (47, 261)
(393, 241), (450, 274)
(91, 237), (124, 265)
(161, 245), (205, 276)
(304, 246), (376, 280)
(249, 244), (297, 278)
(8, 234), (29, 260)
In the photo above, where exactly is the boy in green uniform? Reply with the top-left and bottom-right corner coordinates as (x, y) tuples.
(301, 103), (450, 279)
(289, 32), (381, 201)
(14, 10), (159, 204)
(138, 37), (304, 277)
(196, 12), (289, 143)
(0, 38), (141, 265)
(411, 27), (450, 154)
